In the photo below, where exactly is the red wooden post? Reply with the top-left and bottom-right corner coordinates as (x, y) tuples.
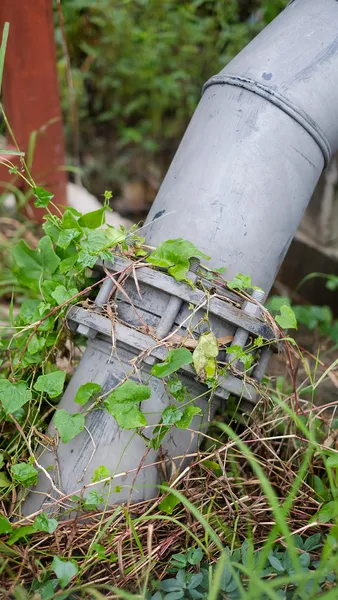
(0, 0), (67, 221)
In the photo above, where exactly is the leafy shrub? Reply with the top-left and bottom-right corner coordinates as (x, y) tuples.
(55, 0), (288, 193)
(147, 537), (336, 600)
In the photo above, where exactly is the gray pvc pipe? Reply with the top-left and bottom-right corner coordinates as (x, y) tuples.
(145, 0), (338, 295)
(23, 0), (338, 515)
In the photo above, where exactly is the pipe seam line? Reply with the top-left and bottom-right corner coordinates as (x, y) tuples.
(202, 74), (332, 167)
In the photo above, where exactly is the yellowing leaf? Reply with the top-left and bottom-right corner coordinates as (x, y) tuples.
(193, 332), (218, 380)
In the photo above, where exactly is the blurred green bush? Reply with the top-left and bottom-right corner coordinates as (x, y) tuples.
(55, 0), (288, 204)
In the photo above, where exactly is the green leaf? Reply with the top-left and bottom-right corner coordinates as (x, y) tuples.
(81, 229), (111, 253)
(225, 345), (254, 369)
(265, 295), (291, 314)
(77, 249), (98, 270)
(104, 380), (151, 430)
(37, 236), (61, 274)
(54, 410), (85, 443)
(167, 377), (186, 402)
(188, 573), (203, 590)
(0, 472), (11, 488)
(327, 454), (338, 468)
(313, 474), (329, 501)
(34, 370), (66, 398)
(0, 454), (3, 470)
(99, 249), (115, 262)
(12, 242), (42, 289)
(74, 382), (102, 406)
(275, 305), (298, 330)
(159, 482), (181, 515)
(11, 463), (38, 487)
(188, 547), (203, 565)
(27, 335), (46, 355)
(193, 332), (218, 380)
(293, 305), (332, 331)
(33, 186), (54, 208)
(7, 525), (36, 545)
(34, 512), (58, 534)
(56, 228), (80, 250)
(326, 275), (338, 291)
(147, 238), (209, 284)
(0, 380), (32, 415)
(162, 591), (184, 600)
(161, 406), (183, 426)
(160, 579), (184, 593)
(59, 254), (77, 274)
(203, 460), (222, 477)
(170, 554), (188, 569)
(13, 236), (61, 290)
(317, 501), (338, 523)
(43, 219), (61, 242)
(227, 273), (255, 291)
(176, 406), (201, 429)
(268, 555), (285, 572)
(51, 556), (78, 588)
(105, 225), (125, 246)
(78, 208), (106, 229)
(299, 552), (311, 568)
(0, 514), (12, 534)
(304, 533), (321, 551)
(61, 209), (82, 231)
(93, 543), (106, 559)
(151, 348), (193, 378)
(51, 285), (78, 306)
(17, 299), (40, 324)
(92, 465), (110, 482)
(83, 489), (104, 509)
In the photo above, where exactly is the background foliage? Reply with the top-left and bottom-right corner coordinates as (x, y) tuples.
(56, 0), (288, 206)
